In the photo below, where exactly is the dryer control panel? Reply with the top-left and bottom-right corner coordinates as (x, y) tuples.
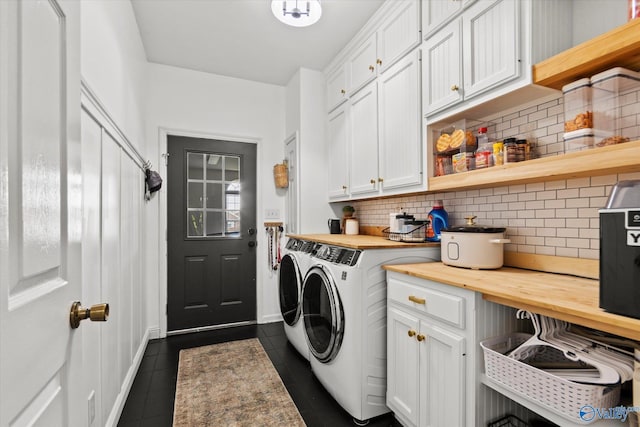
(313, 244), (361, 266)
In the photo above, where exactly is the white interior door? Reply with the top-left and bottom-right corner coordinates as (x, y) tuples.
(0, 1), (86, 426)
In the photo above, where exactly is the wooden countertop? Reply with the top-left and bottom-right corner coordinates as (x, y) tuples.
(384, 262), (640, 342)
(287, 234), (440, 249)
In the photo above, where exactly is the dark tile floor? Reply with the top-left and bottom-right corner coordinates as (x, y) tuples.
(117, 322), (401, 427)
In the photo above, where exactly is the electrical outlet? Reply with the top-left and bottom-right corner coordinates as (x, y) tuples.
(88, 390), (96, 425)
(265, 209), (280, 219)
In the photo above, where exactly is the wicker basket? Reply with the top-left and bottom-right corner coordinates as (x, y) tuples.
(480, 333), (621, 424)
(273, 163), (288, 188)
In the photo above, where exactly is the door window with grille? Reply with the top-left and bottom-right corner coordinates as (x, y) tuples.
(186, 152), (241, 238)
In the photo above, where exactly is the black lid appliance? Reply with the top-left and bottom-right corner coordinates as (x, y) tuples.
(599, 179), (640, 318)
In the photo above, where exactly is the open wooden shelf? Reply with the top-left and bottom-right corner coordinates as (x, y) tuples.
(428, 140), (640, 192)
(533, 18), (640, 90)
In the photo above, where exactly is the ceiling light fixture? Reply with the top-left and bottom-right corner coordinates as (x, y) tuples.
(271, 0), (322, 27)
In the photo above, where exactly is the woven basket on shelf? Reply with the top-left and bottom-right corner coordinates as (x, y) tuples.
(273, 163), (288, 188)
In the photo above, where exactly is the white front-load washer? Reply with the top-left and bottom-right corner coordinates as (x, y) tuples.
(302, 244), (440, 424)
(278, 238), (313, 361)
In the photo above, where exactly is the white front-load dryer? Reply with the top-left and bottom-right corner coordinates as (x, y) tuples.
(278, 238), (311, 361)
(302, 244), (440, 424)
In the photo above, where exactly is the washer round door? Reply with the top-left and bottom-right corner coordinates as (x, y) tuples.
(302, 265), (344, 363)
(278, 253), (303, 326)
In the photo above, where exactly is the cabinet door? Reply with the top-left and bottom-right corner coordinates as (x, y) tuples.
(378, 0), (421, 73)
(462, 0), (519, 99)
(423, 19), (463, 116)
(326, 64), (348, 112)
(348, 33), (377, 95)
(327, 104), (350, 199)
(378, 49), (422, 191)
(387, 306), (420, 427)
(349, 81), (379, 196)
(419, 321), (466, 427)
(422, 0), (464, 38)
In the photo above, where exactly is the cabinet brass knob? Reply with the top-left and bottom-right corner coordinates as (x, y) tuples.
(417, 334), (426, 342)
(408, 330), (417, 337)
(369, 65), (375, 71)
(376, 58), (382, 65)
(370, 179), (376, 184)
(408, 295), (426, 305)
(342, 185), (347, 190)
(340, 89), (346, 94)
(378, 177), (384, 182)
(450, 84), (459, 91)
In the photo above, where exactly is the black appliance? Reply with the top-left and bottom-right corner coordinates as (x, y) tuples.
(600, 180), (640, 318)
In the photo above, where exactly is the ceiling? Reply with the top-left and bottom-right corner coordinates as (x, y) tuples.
(131, 0), (386, 86)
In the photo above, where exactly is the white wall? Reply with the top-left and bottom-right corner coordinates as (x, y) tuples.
(572, 0), (627, 45)
(144, 63), (287, 334)
(81, 0), (147, 150)
(285, 68), (335, 233)
(80, 1), (149, 425)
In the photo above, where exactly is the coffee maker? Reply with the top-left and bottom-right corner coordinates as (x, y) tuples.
(599, 180), (640, 318)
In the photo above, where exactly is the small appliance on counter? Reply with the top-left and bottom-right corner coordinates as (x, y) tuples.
(328, 219), (341, 234)
(600, 179), (640, 318)
(440, 216), (510, 269)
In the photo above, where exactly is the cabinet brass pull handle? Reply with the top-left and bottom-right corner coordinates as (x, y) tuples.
(408, 330), (416, 337)
(408, 295), (426, 305)
(369, 65), (375, 71)
(417, 334), (426, 342)
(450, 84), (459, 91)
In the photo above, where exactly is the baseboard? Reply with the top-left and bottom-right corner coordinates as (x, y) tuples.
(260, 313), (283, 324)
(148, 326), (161, 340)
(105, 327), (152, 427)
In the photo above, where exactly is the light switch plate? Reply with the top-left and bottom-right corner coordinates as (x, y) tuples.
(265, 209), (280, 219)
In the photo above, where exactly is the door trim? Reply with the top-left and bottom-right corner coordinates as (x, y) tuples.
(157, 127), (262, 338)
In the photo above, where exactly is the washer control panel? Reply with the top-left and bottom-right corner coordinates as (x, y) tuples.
(312, 244), (361, 266)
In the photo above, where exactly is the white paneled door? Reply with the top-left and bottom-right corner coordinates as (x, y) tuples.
(0, 1), (85, 426)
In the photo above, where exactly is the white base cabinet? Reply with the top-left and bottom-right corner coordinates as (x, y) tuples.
(386, 271), (526, 427)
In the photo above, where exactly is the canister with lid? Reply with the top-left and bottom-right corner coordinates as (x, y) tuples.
(503, 138), (518, 163)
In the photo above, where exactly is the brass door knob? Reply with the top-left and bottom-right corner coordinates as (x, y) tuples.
(408, 330), (417, 337)
(70, 301), (109, 329)
(450, 84), (459, 91)
(417, 334), (426, 342)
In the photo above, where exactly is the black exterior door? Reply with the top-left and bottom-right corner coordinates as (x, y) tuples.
(167, 135), (257, 332)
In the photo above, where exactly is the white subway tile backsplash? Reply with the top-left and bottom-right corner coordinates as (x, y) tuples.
(352, 93), (638, 260)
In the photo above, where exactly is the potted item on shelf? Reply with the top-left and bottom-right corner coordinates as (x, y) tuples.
(342, 205), (355, 218)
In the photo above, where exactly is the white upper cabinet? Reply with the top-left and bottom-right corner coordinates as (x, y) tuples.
(326, 64), (349, 112)
(462, 0), (518, 99)
(378, 50), (422, 191)
(423, 19), (463, 115)
(327, 104), (350, 200)
(422, 0), (465, 38)
(349, 81), (379, 197)
(348, 33), (378, 96)
(423, 0), (573, 121)
(377, 0), (421, 73)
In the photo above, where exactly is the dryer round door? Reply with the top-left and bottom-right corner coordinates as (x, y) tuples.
(302, 265), (344, 363)
(279, 254), (302, 326)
